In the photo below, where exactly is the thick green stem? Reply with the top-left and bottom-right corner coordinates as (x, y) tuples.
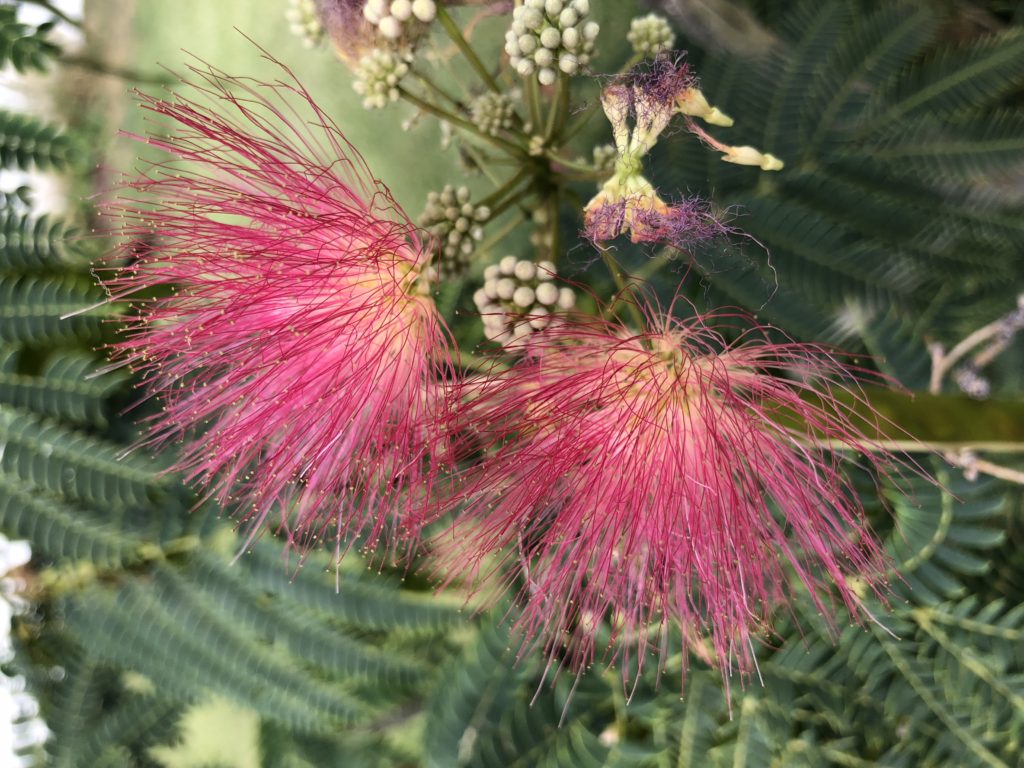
(526, 77), (543, 132)
(436, 3), (501, 93)
(543, 73), (568, 143)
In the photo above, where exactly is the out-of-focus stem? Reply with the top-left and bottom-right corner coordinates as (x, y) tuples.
(399, 87), (526, 157)
(543, 73), (568, 143)
(436, 3), (500, 93)
(475, 210), (527, 256)
(600, 247), (645, 332)
(412, 70), (463, 110)
(526, 77), (542, 132)
(24, 0), (81, 27)
(479, 166), (532, 209)
(547, 190), (560, 263)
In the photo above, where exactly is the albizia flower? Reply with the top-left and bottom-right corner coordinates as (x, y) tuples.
(432, 309), (903, 691)
(100, 61), (454, 554)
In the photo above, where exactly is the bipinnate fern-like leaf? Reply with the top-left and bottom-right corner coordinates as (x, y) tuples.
(0, 472), (146, 568)
(0, 6), (59, 73)
(662, 0), (1024, 344)
(888, 472), (1007, 605)
(0, 404), (168, 508)
(0, 110), (75, 170)
(0, 209), (89, 272)
(0, 274), (104, 344)
(0, 347), (125, 426)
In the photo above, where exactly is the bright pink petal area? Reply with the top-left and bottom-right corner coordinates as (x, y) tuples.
(100, 60), (454, 555)
(432, 311), (902, 693)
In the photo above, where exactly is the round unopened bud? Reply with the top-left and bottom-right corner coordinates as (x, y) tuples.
(545, 0), (563, 14)
(496, 278), (516, 300)
(540, 26), (561, 48)
(557, 287), (576, 309)
(411, 0), (436, 22)
(558, 8), (578, 27)
(499, 255), (519, 274)
(378, 15), (402, 38)
(559, 54), (578, 74)
(514, 260), (536, 281)
(390, 0), (412, 21)
(535, 281), (558, 305)
(529, 308), (551, 329)
(561, 26), (580, 49)
(521, 8), (544, 29)
(516, 59), (536, 76)
(513, 286), (535, 308)
(364, 0), (386, 22)
(573, 0), (590, 14)
(538, 67), (557, 86)
(534, 47), (554, 67)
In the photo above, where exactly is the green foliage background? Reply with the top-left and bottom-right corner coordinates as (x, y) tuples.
(1, 0), (1023, 765)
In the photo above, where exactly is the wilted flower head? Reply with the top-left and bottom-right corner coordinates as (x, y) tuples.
(100, 59), (455, 555)
(316, 0), (378, 63)
(432, 307), (902, 692)
(584, 55), (730, 249)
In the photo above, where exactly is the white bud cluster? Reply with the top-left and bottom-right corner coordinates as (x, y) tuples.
(592, 143), (617, 173)
(470, 92), (517, 137)
(505, 0), (598, 86)
(419, 185), (491, 278)
(352, 48), (410, 109)
(627, 13), (675, 57)
(474, 255), (576, 347)
(363, 0), (436, 40)
(286, 0), (324, 48)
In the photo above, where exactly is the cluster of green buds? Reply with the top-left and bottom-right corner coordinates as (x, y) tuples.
(505, 0), (599, 85)
(474, 256), (576, 347)
(419, 185), (491, 278)
(627, 13), (675, 57)
(292, 3), (785, 342)
(470, 91), (519, 137)
(352, 48), (410, 109)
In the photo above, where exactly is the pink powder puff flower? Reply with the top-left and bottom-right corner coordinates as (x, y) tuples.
(99, 59), (455, 555)
(431, 307), (905, 695)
